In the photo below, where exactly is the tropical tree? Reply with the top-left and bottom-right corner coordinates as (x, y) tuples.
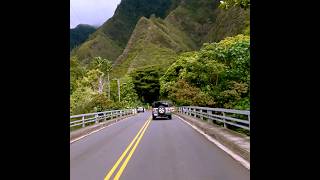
(130, 66), (163, 104)
(160, 34), (250, 109)
(70, 56), (85, 94)
(219, 0), (250, 10)
(91, 56), (112, 95)
(120, 75), (140, 108)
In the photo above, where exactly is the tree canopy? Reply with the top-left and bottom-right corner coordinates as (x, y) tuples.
(160, 34), (250, 109)
(219, 0), (250, 10)
(70, 56), (141, 115)
(130, 66), (163, 104)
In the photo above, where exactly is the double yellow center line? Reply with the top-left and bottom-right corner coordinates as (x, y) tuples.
(104, 116), (152, 180)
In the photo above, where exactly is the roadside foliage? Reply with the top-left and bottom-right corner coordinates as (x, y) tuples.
(160, 34), (250, 110)
(70, 0), (250, 115)
(70, 56), (140, 115)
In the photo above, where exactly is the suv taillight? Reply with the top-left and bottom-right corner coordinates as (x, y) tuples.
(153, 108), (157, 113)
(165, 107), (171, 112)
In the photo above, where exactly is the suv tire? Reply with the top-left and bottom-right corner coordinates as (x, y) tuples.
(158, 105), (166, 115)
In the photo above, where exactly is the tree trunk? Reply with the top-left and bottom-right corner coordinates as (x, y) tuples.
(98, 75), (104, 94)
(216, 74), (219, 86)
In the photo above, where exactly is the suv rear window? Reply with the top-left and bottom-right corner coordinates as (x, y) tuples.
(152, 101), (170, 108)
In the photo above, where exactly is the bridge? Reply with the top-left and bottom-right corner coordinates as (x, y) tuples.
(70, 106), (250, 180)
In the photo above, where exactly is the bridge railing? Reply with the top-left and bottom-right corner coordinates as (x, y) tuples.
(177, 106), (250, 131)
(70, 109), (137, 129)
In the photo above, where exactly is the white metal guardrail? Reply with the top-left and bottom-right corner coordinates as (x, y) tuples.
(70, 109), (137, 129)
(177, 106), (250, 131)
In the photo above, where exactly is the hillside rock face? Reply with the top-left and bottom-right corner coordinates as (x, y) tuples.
(72, 0), (249, 77)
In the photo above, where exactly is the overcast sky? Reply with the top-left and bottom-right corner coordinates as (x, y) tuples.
(70, 0), (121, 28)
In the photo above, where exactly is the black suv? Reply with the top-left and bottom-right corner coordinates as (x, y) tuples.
(152, 101), (172, 120)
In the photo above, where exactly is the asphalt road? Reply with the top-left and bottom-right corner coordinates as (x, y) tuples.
(70, 111), (249, 180)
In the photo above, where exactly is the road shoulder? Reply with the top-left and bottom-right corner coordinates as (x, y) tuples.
(174, 113), (250, 170)
(70, 114), (136, 143)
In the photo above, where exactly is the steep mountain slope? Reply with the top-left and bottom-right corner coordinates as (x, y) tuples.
(71, 31), (123, 64)
(111, 15), (196, 78)
(164, 0), (219, 47)
(70, 24), (96, 51)
(71, 0), (174, 64)
(71, 0), (249, 78)
(111, 0), (249, 77)
(205, 6), (250, 42)
(165, 0), (249, 46)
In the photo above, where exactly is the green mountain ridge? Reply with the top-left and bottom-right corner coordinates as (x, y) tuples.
(111, 14), (196, 78)
(71, 31), (123, 65)
(71, 0), (174, 64)
(205, 6), (250, 42)
(70, 24), (97, 51)
(72, 0), (249, 78)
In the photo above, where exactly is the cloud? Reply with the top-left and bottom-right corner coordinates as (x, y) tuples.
(70, 0), (121, 28)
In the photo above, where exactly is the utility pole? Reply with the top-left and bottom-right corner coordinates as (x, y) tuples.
(112, 78), (125, 103)
(117, 79), (120, 102)
(107, 73), (110, 100)
(98, 74), (104, 94)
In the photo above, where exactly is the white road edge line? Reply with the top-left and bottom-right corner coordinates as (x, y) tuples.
(70, 115), (135, 144)
(175, 115), (250, 170)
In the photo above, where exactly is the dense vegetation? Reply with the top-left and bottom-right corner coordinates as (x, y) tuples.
(160, 34), (250, 110)
(70, 0), (250, 116)
(219, 0), (250, 10)
(70, 56), (141, 115)
(130, 66), (164, 104)
(111, 0), (249, 78)
(70, 24), (97, 51)
(72, 0), (249, 69)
